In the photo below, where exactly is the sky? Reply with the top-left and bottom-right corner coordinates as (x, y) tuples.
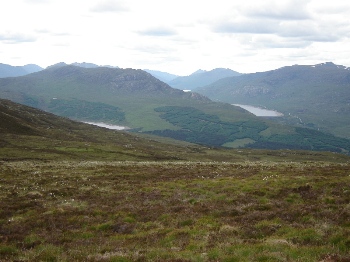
(1, 0), (350, 75)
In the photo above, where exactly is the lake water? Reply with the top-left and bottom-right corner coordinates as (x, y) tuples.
(84, 122), (128, 130)
(233, 104), (283, 117)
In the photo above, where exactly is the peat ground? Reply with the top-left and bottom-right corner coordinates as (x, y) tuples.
(0, 160), (349, 261)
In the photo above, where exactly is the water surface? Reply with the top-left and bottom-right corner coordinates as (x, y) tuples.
(84, 122), (128, 130)
(233, 104), (283, 117)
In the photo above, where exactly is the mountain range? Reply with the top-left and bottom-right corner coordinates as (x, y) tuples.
(197, 62), (350, 139)
(0, 63), (43, 78)
(166, 68), (241, 90)
(1, 63), (350, 153)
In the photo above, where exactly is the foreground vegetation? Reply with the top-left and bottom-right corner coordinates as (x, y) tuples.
(0, 160), (349, 261)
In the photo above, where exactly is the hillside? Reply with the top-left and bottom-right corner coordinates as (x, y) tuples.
(168, 68), (241, 90)
(1, 65), (350, 153)
(197, 62), (350, 139)
(0, 63), (42, 78)
(0, 98), (232, 161)
(0, 98), (183, 161)
(4, 98), (349, 163)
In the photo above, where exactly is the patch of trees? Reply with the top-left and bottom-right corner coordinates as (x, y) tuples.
(148, 106), (350, 153)
(149, 106), (268, 146)
(48, 99), (125, 123)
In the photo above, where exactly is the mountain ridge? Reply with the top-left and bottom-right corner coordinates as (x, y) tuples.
(197, 62), (350, 139)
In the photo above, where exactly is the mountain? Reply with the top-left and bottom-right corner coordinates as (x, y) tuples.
(197, 62), (350, 139)
(1, 64), (350, 153)
(168, 68), (242, 90)
(144, 69), (179, 82)
(0, 63), (43, 78)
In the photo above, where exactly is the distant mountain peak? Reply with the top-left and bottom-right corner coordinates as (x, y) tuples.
(168, 68), (241, 90)
(315, 62), (337, 67)
(190, 69), (207, 75)
(47, 62), (119, 69)
(46, 62), (69, 69)
(0, 63), (43, 78)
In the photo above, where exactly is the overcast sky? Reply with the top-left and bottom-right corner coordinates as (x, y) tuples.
(1, 0), (350, 75)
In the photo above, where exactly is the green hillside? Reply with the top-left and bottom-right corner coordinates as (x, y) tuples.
(197, 62), (350, 139)
(1, 65), (350, 153)
(4, 98), (349, 163)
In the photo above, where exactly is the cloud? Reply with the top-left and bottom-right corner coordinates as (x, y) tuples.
(90, 0), (129, 13)
(214, 19), (277, 35)
(242, 0), (311, 20)
(23, 0), (52, 4)
(0, 32), (37, 44)
(132, 44), (177, 54)
(247, 35), (312, 49)
(214, 17), (345, 44)
(138, 27), (177, 37)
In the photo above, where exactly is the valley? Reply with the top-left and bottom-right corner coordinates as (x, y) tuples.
(1, 64), (350, 153)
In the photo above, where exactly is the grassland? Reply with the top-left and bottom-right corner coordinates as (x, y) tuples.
(0, 160), (349, 261)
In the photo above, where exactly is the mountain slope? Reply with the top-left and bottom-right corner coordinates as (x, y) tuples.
(4, 98), (347, 162)
(1, 65), (350, 153)
(168, 68), (241, 90)
(197, 62), (350, 139)
(0, 63), (42, 78)
(0, 98), (208, 161)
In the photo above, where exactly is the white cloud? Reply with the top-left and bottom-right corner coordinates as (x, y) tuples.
(138, 27), (177, 37)
(90, 0), (129, 13)
(0, 32), (37, 44)
(0, 0), (349, 75)
(241, 0), (311, 20)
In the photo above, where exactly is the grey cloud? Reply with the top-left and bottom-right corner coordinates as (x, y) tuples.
(138, 27), (177, 37)
(214, 19), (277, 35)
(255, 38), (311, 49)
(243, 0), (311, 20)
(90, 0), (129, 13)
(0, 33), (37, 44)
(214, 17), (344, 45)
